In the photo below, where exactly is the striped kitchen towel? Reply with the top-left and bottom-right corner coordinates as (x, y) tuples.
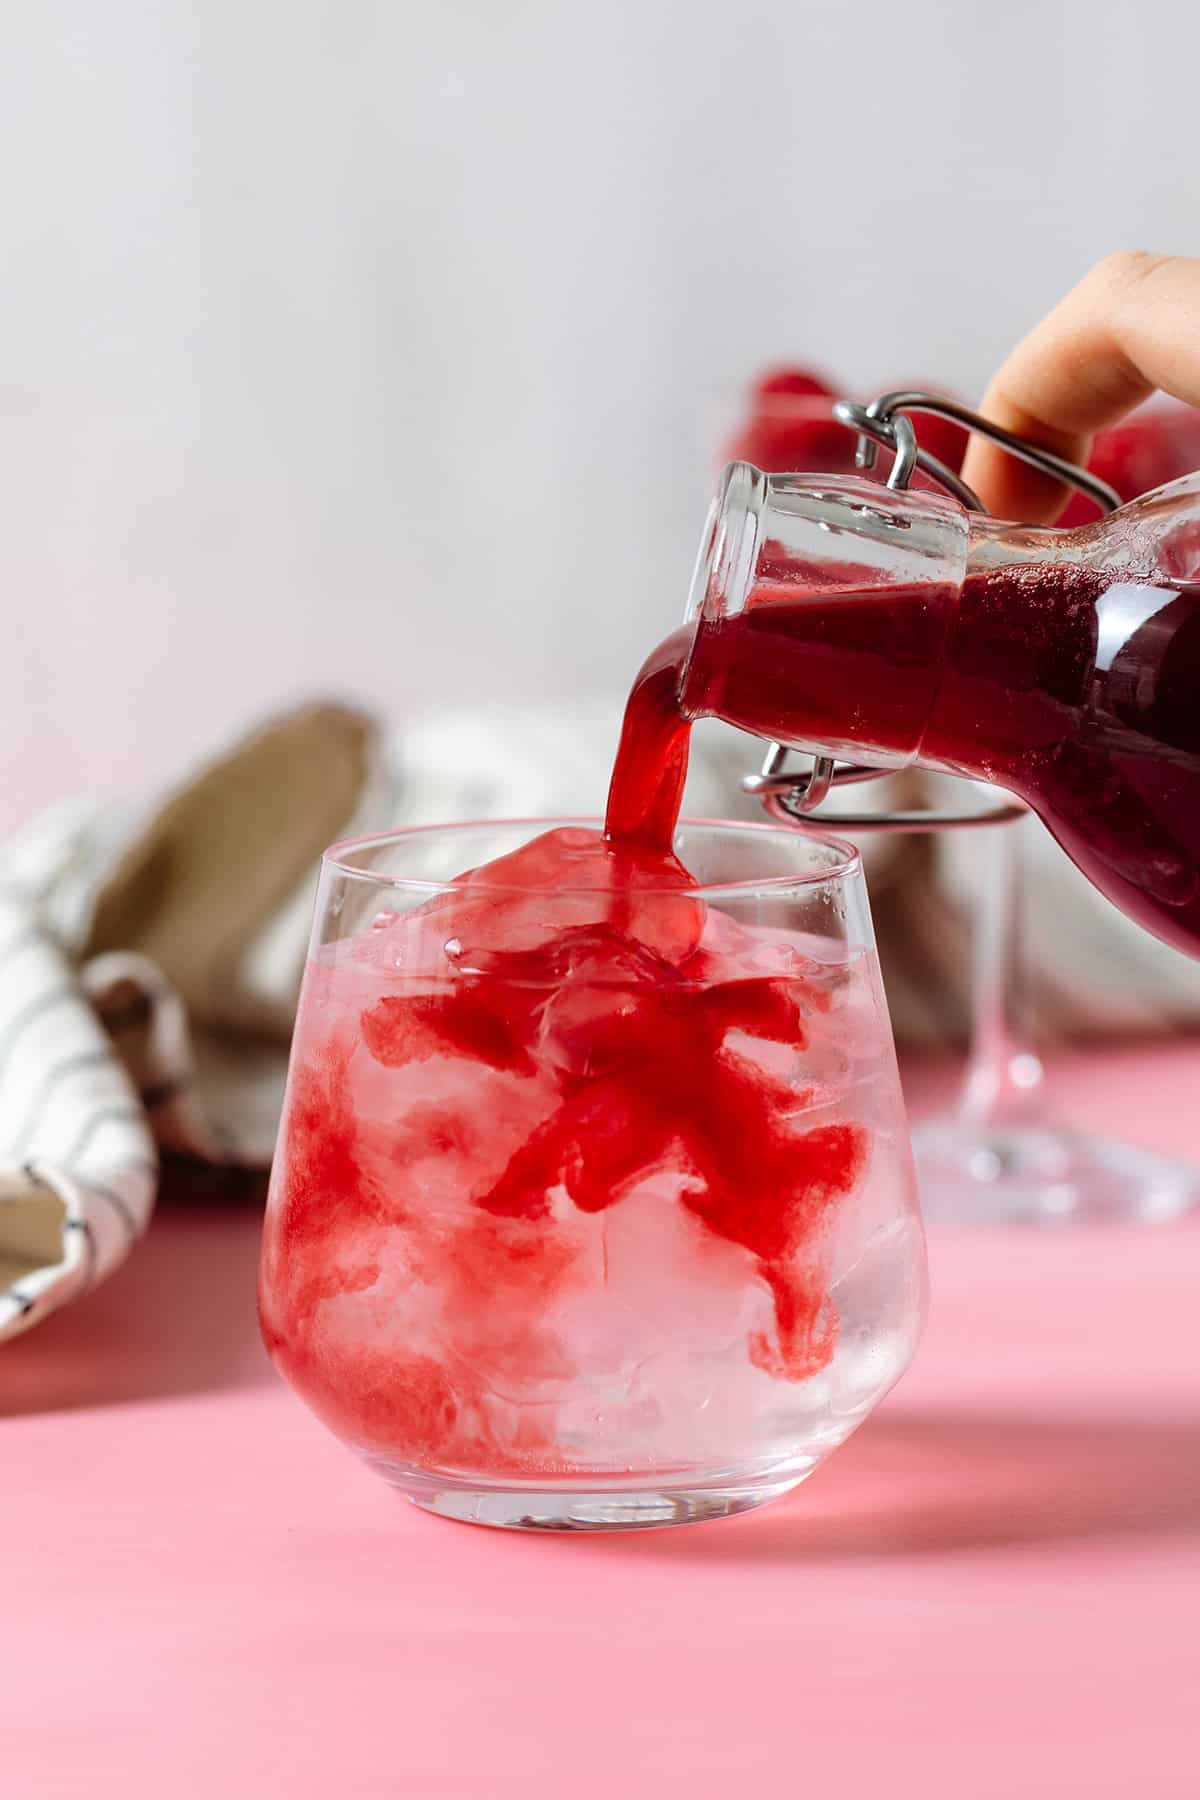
(0, 704), (386, 1343)
(0, 901), (158, 1342)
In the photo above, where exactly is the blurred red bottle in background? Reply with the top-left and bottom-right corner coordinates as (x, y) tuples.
(726, 362), (1200, 517)
(723, 364), (969, 489)
(1059, 403), (1200, 524)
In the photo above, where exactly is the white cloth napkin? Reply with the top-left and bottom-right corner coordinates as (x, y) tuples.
(3, 698), (1198, 1344)
(0, 705), (386, 1342)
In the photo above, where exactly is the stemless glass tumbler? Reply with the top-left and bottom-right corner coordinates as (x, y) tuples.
(259, 819), (925, 1531)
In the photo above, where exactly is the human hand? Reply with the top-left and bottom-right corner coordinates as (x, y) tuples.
(963, 252), (1200, 521)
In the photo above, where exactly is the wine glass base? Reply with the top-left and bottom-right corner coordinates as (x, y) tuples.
(913, 1120), (1200, 1226)
(406, 1476), (801, 1532)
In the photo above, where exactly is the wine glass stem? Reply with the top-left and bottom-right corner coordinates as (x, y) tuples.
(960, 819), (1045, 1125)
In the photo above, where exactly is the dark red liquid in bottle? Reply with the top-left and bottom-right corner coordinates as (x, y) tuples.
(606, 567), (1200, 958)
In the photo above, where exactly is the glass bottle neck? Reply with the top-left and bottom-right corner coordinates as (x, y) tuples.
(679, 465), (970, 769)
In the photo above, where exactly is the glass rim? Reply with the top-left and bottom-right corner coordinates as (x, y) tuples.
(321, 815), (862, 898)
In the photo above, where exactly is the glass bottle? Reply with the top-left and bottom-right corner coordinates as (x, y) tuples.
(682, 463), (1200, 959)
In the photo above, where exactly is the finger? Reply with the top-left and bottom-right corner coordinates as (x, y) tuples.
(962, 252), (1200, 521)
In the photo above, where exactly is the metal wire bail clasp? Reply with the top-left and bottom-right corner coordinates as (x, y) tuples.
(742, 387), (1120, 834)
(833, 390), (1121, 518)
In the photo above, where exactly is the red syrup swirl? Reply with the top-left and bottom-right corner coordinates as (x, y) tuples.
(260, 625), (869, 1473)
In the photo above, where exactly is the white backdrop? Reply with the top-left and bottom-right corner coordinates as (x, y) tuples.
(2, 0), (1198, 824)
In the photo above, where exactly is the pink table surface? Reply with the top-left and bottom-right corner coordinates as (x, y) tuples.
(5, 1041), (1200, 1799)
